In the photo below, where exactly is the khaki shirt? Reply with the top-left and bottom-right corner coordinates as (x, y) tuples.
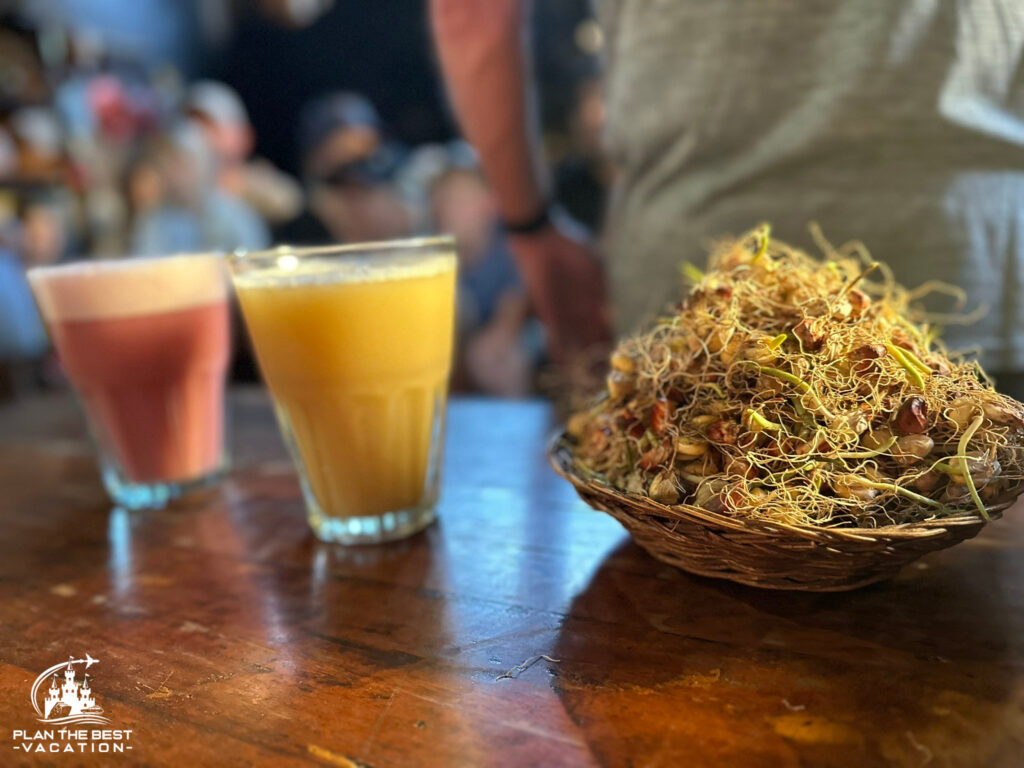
(600, 0), (1024, 368)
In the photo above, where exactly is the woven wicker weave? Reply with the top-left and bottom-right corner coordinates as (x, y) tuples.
(549, 433), (1013, 591)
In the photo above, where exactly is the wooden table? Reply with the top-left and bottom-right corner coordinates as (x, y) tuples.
(1, 389), (1023, 767)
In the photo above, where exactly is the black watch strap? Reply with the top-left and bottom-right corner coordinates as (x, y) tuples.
(501, 204), (552, 236)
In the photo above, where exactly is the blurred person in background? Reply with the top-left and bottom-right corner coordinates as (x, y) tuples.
(432, 2), (1024, 397)
(121, 141), (166, 235)
(185, 80), (302, 227)
(131, 121), (270, 254)
(0, 194), (59, 399)
(554, 75), (613, 233)
(0, 127), (17, 181)
(430, 161), (541, 396)
(277, 92), (412, 245)
(56, 73), (145, 256)
(7, 108), (66, 184)
(18, 194), (68, 269)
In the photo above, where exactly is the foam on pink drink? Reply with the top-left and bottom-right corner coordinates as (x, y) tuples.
(29, 255), (230, 484)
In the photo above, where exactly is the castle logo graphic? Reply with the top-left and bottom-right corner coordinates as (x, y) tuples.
(12, 654), (133, 755)
(30, 655), (110, 727)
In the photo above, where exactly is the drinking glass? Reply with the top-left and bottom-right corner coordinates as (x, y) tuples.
(28, 255), (231, 509)
(229, 237), (457, 544)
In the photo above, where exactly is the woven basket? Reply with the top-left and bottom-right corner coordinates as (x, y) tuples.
(549, 433), (1013, 591)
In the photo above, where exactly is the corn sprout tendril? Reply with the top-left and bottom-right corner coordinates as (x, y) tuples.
(854, 479), (946, 509)
(832, 435), (897, 460)
(899, 346), (932, 375)
(886, 343), (926, 390)
(751, 223), (771, 264)
(840, 261), (879, 296)
(680, 262), (706, 283)
(959, 413), (990, 521)
(758, 366), (811, 393)
(745, 409), (782, 431)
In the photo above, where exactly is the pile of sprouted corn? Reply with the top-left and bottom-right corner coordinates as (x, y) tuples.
(569, 225), (1024, 527)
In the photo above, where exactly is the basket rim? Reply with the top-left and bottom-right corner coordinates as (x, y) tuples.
(547, 431), (1009, 541)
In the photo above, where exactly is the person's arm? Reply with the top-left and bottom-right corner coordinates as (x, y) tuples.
(430, 0), (546, 224)
(431, 0), (611, 365)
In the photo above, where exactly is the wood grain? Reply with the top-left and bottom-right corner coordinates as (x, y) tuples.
(0, 389), (1022, 767)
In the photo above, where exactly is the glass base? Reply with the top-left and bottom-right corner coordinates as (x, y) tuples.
(308, 504), (437, 545)
(101, 464), (226, 510)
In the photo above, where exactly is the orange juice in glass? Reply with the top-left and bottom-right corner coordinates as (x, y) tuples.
(229, 237), (456, 544)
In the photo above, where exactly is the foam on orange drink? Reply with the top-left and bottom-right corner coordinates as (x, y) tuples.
(29, 255), (229, 485)
(232, 249), (456, 523)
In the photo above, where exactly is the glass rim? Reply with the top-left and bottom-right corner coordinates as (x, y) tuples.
(229, 235), (456, 265)
(26, 251), (225, 280)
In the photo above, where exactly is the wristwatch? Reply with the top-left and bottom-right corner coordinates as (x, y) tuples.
(501, 203), (553, 236)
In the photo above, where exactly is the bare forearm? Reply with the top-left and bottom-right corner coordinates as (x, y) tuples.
(430, 0), (548, 223)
